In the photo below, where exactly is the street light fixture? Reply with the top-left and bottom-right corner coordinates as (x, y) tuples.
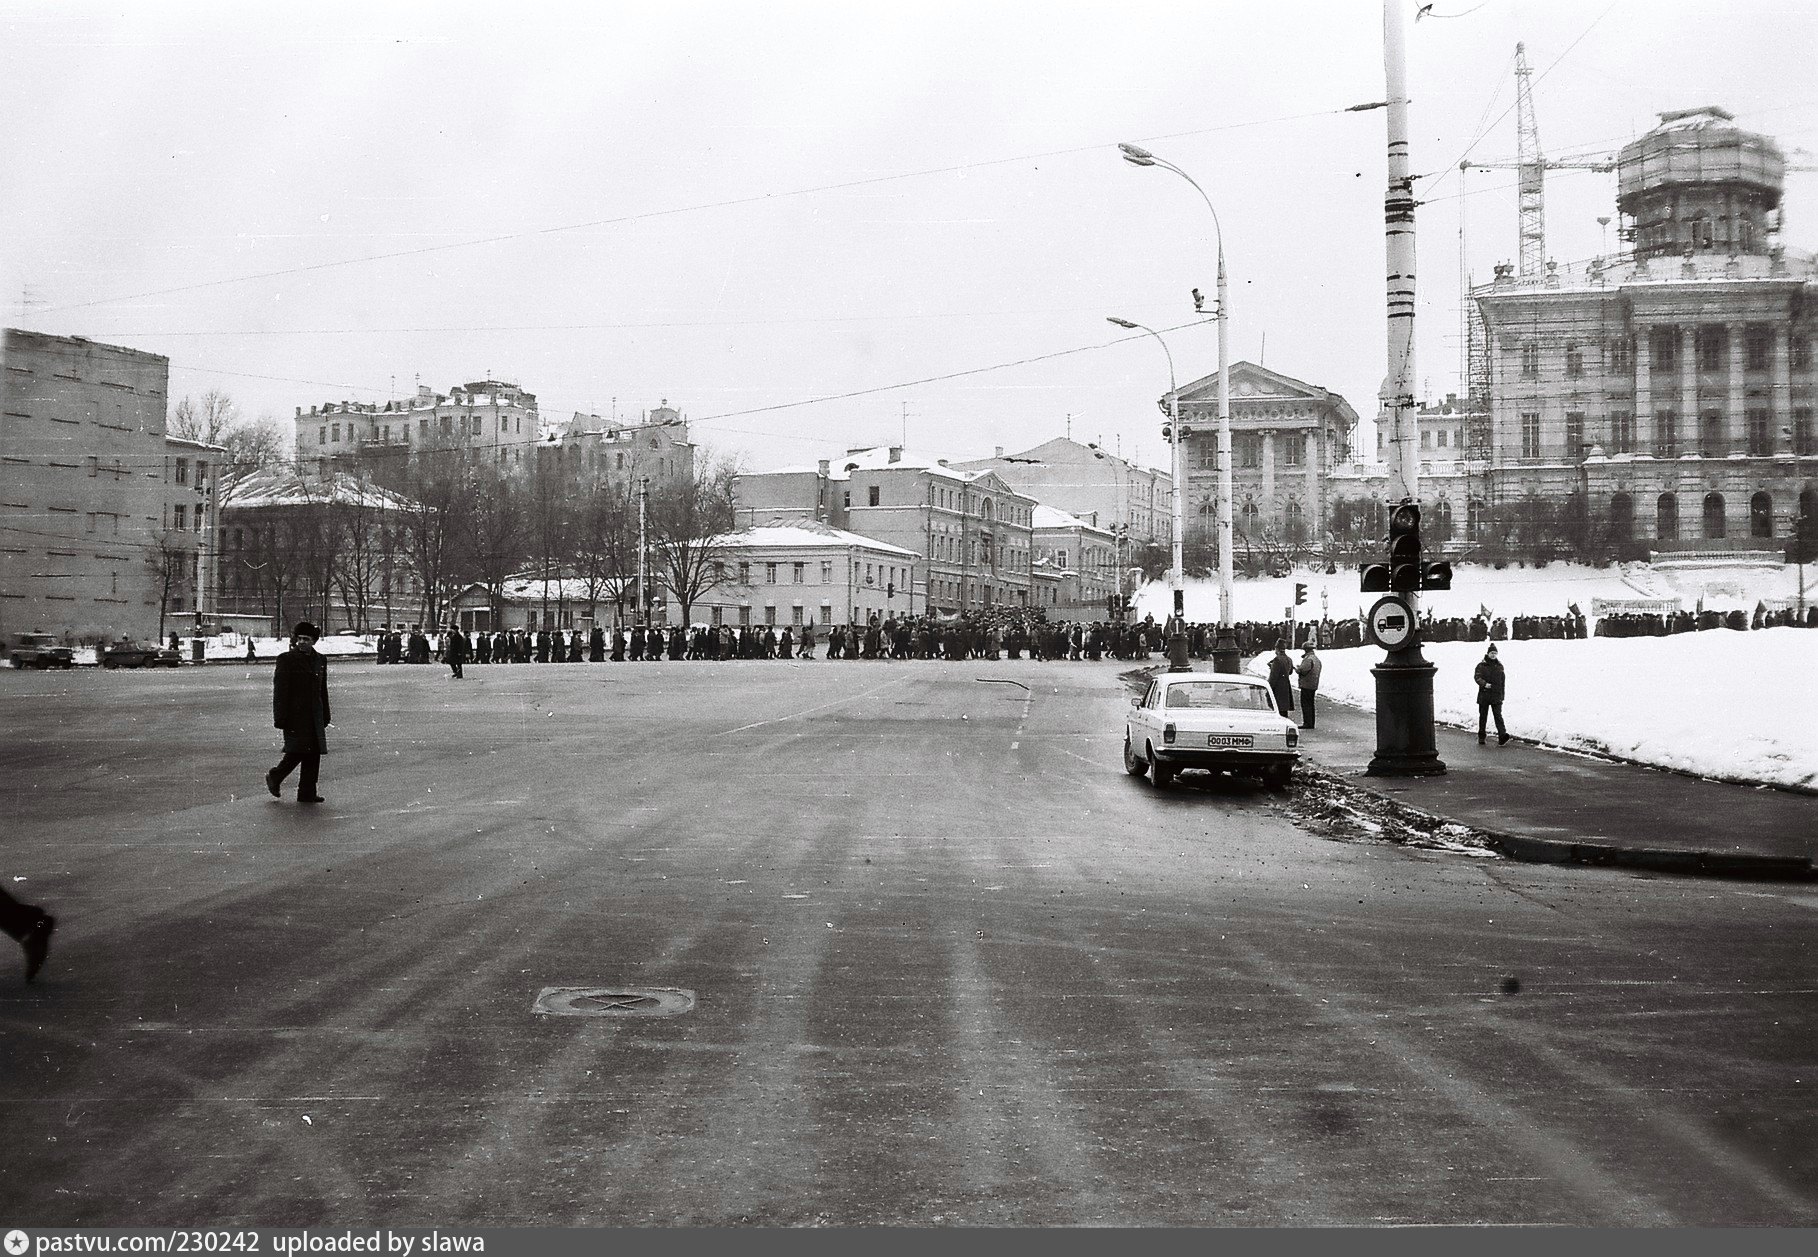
(1108, 317), (1190, 672)
(1119, 142), (1238, 672)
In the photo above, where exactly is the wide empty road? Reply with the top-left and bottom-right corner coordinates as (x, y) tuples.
(2, 657), (1814, 1225)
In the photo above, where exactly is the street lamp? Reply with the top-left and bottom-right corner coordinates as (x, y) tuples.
(1119, 142), (1239, 673)
(1108, 317), (1189, 672)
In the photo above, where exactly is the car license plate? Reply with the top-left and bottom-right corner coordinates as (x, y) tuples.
(1206, 734), (1252, 748)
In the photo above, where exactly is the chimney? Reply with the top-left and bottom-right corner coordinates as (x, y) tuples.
(295, 407), (302, 418)
(888, 446), (902, 464)
(994, 446), (1003, 458)
(817, 459), (830, 477)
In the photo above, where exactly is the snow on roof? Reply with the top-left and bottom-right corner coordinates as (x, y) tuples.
(761, 445), (984, 483)
(221, 468), (417, 512)
(1032, 504), (1110, 534)
(717, 518), (921, 558)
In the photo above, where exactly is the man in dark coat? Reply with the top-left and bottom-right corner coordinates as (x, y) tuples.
(266, 621), (330, 804)
(1266, 643), (1295, 716)
(445, 624), (468, 679)
(1474, 644), (1509, 745)
(589, 626), (606, 662)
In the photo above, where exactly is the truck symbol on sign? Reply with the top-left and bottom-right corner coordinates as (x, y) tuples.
(1378, 610), (1406, 633)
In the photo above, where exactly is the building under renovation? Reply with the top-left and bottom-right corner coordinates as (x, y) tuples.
(1471, 106), (1818, 554)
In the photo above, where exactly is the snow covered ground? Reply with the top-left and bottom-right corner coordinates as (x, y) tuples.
(1251, 628), (1818, 792)
(1134, 560), (1812, 625)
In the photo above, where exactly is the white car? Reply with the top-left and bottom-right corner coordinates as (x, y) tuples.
(1123, 672), (1300, 791)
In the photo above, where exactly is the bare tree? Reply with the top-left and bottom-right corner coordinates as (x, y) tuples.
(570, 479), (638, 626)
(171, 390), (288, 503)
(145, 529), (191, 641)
(649, 454), (738, 626)
(398, 455), (466, 626)
(458, 466), (530, 625)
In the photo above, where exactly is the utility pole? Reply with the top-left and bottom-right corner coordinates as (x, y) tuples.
(1368, 0), (1445, 777)
(637, 476), (649, 628)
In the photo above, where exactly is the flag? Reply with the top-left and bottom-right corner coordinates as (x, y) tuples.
(1567, 602), (1582, 618)
(1478, 603), (1492, 621)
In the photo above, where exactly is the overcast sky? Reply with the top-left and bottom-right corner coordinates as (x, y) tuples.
(3, 0), (1814, 473)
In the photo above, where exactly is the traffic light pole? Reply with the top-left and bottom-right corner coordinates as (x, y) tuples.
(1369, 0), (1444, 777)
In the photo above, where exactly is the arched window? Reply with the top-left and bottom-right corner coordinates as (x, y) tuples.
(1802, 488), (1818, 523)
(1656, 493), (1679, 541)
(1609, 492), (1633, 540)
(1703, 492), (1727, 540)
(1467, 498), (1485, 539)
(1238, 501), (1259, 537)
(1749, 491), (1773, 539)
(1431, 498), (1454, 543)
(1284, 500), (1306, 545)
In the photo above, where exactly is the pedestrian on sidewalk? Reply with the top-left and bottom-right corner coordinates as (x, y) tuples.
(1295, 644), (1322, 730)
(244, 636), (257, 663)
(1474, 643), (1509, 745)
(266, 621), (331, 804)
(1, 885), (55, 982)
(1267, 642), (1296, 717)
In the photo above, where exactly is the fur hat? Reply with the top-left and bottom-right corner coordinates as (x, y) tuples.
(291, 621), (320, 641)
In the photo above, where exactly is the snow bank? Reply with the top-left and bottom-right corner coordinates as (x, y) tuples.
(1284, 628), (1818, 791)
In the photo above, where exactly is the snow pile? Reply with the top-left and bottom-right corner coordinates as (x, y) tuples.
(1294, 629), (1818, 791)
(201, 634), (375, 661)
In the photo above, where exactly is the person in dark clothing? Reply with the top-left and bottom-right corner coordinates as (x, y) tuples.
(245, 636), (258, 662)
(445, 625), (468, 679)
(1, 885), (55, 982)
(1474, 644), (1509, 745)
(266, 621), (331, 804)
(1266, 643), (1296, 716)
(589, 626), (606, 662)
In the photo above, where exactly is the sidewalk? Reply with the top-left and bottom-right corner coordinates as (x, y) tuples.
(1300, 698), (1818, 880)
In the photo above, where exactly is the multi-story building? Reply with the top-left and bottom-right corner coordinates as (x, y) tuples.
(952, 438), (1173, 557)
(733, 445), (1038, 614)
(293, 379), (541, 474)
(694, 520), (922, 630)
(0, 329), (220, 646)
(551, 401), (695, 495)
(1473, 107), (1818, 552)
(1031, 504), (1119, 613)
(1161, 361), (1362, 555)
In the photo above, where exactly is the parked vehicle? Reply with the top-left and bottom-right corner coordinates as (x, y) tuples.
(102, 639), (182, 669)
(7, 632), (75, 670)
(1124, 672), (1299, 791)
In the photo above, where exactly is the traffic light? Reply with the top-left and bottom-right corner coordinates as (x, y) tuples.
(1294, 582), (1307, 607)
(886, 582), (895, 598)
(1420, 560), (1453, 591)
(1360, 562), (1391, 593)
(1107, 593), (1118, 617)
(1388, 500), (1421, 592)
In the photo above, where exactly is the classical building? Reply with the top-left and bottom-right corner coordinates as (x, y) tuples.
(294, 380), (541, 474)
(733, 445), (1038, 614)
(1161, 361), (1362, 555)
(951, 437), (1173, 556)
(695, 519), (922, 629)
(1030, 504), (1119, 613)
(0, 329), (220, 645)
(1472, 107), (1818, 553)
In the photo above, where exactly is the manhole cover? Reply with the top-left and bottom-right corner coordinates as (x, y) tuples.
(533, 986), (695, 1018)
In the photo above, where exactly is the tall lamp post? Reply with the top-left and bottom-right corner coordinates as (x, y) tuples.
(1119, 142), (1239, 673)
(1108, 318), (1190, 671)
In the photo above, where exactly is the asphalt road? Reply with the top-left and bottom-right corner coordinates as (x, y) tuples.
(2, 658), (1815, 1226)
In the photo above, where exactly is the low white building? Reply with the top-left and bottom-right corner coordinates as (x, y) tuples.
(694, 519), (922, 630)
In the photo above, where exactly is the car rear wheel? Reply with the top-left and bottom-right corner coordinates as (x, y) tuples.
(1147, 742), (1176, 787)
(1122, 734), (1147, 776)
(1263, 764), (1292, 793)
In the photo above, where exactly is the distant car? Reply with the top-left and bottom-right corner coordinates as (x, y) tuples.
(7, 632), (75, 670)
(102, 640), (182, 669)
(1124, 672), (1300, 791)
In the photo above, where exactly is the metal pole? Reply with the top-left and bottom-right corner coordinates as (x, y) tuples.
(1368, 0), (1445, 776)
(637, 476), (649, 627)
(1212, 248), (1239, 672)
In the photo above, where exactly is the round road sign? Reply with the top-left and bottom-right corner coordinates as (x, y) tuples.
(1365, 595), (1416, 650)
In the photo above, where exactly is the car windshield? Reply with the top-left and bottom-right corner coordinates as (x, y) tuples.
(1163, 682), (1275, 711)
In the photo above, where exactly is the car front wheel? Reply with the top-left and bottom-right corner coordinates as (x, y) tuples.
(1123, 733), (1147, 776)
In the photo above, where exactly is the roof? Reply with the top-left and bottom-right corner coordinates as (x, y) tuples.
(1032, 504), (1111, 535)
(762, 445), (989, 484)
(1472, 246), (1817, 296)
(716, 518), (922, 558)
(221, 468), (418, 512)
(1165, 361), (1361, 429)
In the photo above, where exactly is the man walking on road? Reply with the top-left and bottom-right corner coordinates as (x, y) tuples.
(1474, 643), (1509, 745)
(1, 885), (54, 982)
(445, 623), (468, 679)
(1295, 644), (1322, 730)
(266, 621), (331, 804)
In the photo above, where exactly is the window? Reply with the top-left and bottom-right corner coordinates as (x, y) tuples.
(867, 485), (880, 506)
(420, 419), (429, 439)
(1651, 328), (1678, 372)
(1436, 429), (1448, 448)
(1519, 343), (1540, 379)
(1657, 493), (1679, 541)
(441, 416), (452, 433)
(1697, 327), (1724, 373)
(331, 423), (341, 443)
(1747, 407), (1772, 456)
(1700, 410), (1725, 456)
(319, 426), (328, 445)
(738, 605), (751, 627)
(1240, 436), (1260, 469)
(711, 605), (723, 627)
(87, 455), (98, 477)
(1565, 412), (1585, 457)
(1609, 336), (1633, 373)
(1655, 409), (1679, 456)
(1609, 492), (1633, 540)
(1565, 343), (1584, 377)
(1520, 412), (1541, 460)
(1750, 491), (1774, 539)
(820, 561), (832, 584)
(791, 562), (804, 584)
(1794, 338), (1812, 372)
(174, 504), (186, 530)
(1746, 329), (1770, 372)
(175, 458), (189, 485)
(765, 562), (777, 584)
(194, 506), (203, 532)
(1795, 408), (1814, 456)
(1420, 430), (1431, 450)
(1703, 492), (1726, 539)
(738, 561), (750, 583)
(764, 605), (776, 626)
(1610, 410), (1634, 454)
(1281, 433), (1303, 466)
(843, 490), (851, 509)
